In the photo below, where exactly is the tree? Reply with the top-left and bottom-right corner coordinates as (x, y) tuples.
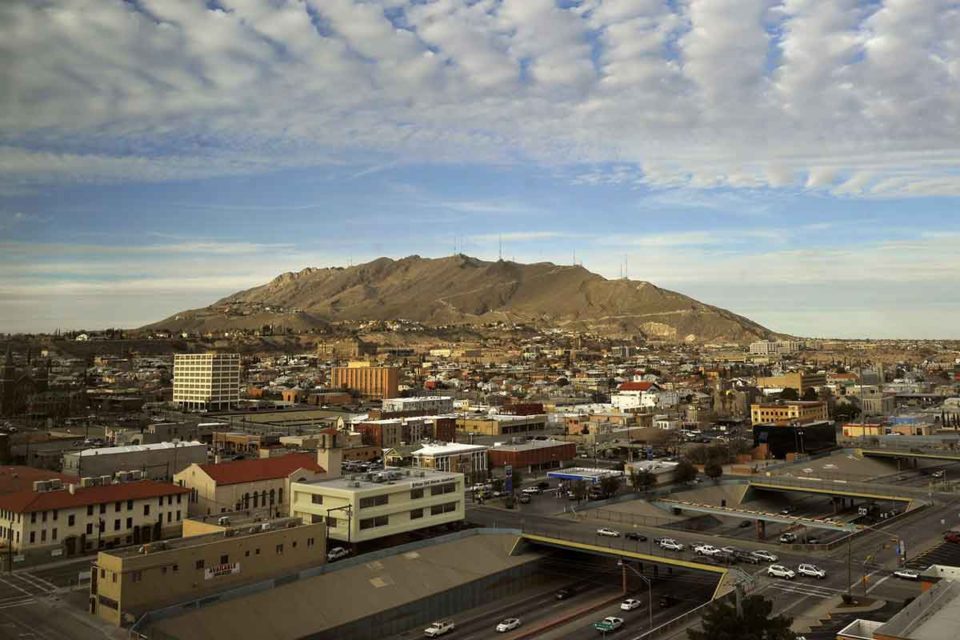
(801, 387), (819, 401)
(780, 387), (800, 401)
(572, 479), (589, 502)
(704, 461), (724, 482)
(629, 468), (656, 492)
(688, 594), (796, 640)
(835, 402), (862, 422)
(674, 459), (698, 484)
(599, 475), (622, 497)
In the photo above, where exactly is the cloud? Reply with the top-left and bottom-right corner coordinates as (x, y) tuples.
(0, 0), (956, 195)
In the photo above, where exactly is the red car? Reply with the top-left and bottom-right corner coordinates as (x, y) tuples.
(944, 531), (960, 543)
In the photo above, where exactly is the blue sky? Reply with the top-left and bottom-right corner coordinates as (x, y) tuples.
(2, 0), (959, 338)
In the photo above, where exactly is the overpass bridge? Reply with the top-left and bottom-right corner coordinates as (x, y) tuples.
(857, 447), (960, 464)
(653, 499), (856, 532)
(747, 476), (920, 507)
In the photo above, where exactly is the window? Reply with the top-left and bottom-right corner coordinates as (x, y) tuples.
(196, 559), (205, 570)
(359, 495), (388, 508)
(68, 514), (75, 526)
(359, 515), (389, 530)
(52, 528), (57, 541)
(219, 554), (229, 564)
(292, 540), (297, 548)
(255, 548), (260, 555)
(126, 518), (132, 529)
(245, 550), (250, 557)
(176, 510), (181, 521)
(269, 489), (275, 505)
(177, 494), (182, 504)
(173, 564), (178, 572)
(131, 570), (142, 583)
(115, 502), (121, 513)
(410, 508), (424, 520)
(307, 537), (315, 547)
(87, 506), (93, 516)
(86, 523), (93, 535)
(99, 504), (106, 514)
(114, 519), (120, 531)
(410, 488), (424, 499)
(30, 513), (36, 524)
(311, 494), (323, 505)
(253, 493), (258, 508)
(127, 500), (133, 510)
(431, 483), (455, 496)
(144, 505), (150, 516)
(430, 502), (457, 516)
(40, 529), (46, 542)
(42, 511), (47, 522)
(30, 531), (35, 543)
(275, 544), (284, 555)
(279, 488), (283, 504)
(167, 512), (172, 523)
(52, 510), (58, 521)
(97, 595), (118, 610)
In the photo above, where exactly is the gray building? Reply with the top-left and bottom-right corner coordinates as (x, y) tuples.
(63, 441), (207, 481)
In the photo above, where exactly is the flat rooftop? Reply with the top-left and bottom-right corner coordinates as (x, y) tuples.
(874, 579), (960, 639)
(300, 467), (462, 492)
(490, 439), (571, 452)
(109, 517), (306, 558)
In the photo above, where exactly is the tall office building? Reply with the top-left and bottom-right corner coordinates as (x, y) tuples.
(173, 353), (240, 411)
(330, 362), (399, 400)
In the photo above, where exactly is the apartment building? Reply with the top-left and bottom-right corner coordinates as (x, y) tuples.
(173, 353), (241, 411)
(381, 396), (454, 415)
(755, 371), (827, 394)
(749, 341), (804, 356)
(330, 363), (399, 400)
(90, 514), (326, 625)
(750, 401), (830, 425)
(0, 476), (190, 558)
(63, 441), (207, 482)
(290, 468), (465, 543)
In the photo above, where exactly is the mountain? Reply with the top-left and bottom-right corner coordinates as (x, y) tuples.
(146, 255), (776, 343)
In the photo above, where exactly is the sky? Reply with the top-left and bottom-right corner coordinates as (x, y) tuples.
(1, 0), (959, 339)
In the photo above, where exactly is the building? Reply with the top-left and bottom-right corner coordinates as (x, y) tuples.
(290, 467), (465, 544)
(755, 371), (827, 394)
(63, 441), (207, 482)
(752, 421), (836, 459)
(90, 513), (326, 626)
(487, 440), (576, 474)
(330, 363), (399, 400)
(411, 442), (488, 482)
(355, 416), (455, 449)
(212, 431), (280, 455)
(837, 578), (960, 640)
(317, 338), (376, 360)
(841, 423), (886, 438)
(457, 414), (548, 436)
(749, 341), (804, 356)
(0, 476), (190, 559)
(381, 396), (454, 415)
(173, 353), (241, 411)
(0, 346), (50, 417)
(848, 385), (897, 417)
(0, 466), (76, 496)
(174, 451), (331, 517)
(750, 401), (829, 425)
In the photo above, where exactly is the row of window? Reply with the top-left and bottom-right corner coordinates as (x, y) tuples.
(357, 502), (459, 530)
(26, 511), (182, 545)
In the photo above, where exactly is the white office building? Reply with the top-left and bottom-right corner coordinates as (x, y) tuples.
(173, 353), (240, 411)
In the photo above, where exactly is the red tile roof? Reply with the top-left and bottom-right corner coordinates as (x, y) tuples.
(197, 453), (324, 486)
(0, 479), (190, 514)
(618, 381), (656, 392)
(0, 466), (77, 496)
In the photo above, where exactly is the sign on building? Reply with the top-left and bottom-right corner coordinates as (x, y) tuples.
(204, 562), (241, 580)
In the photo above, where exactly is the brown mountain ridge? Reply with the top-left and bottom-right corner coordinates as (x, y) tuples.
(147, 254), (776, 343)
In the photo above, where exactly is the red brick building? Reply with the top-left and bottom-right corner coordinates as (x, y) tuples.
(488, 440), (576, 473)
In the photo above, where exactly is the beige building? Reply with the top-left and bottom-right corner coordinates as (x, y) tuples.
(751, 401), (829, 425)
(457, 414), (548, 436)
(317, 338), (376, 360)
(173, 353), (241, 411)
(174, 452), (329, 517)
(330, 363), (399, 400)
(0, 476), (190, 558)
(755, 371), (827, 394)
(411, 442), (488, 482)
(90, 514), (326, 625)
(290, 468), (465, 544)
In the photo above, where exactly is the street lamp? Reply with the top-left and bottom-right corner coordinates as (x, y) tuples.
(617, 559), (653, 632)
(326, 504), (353, 546)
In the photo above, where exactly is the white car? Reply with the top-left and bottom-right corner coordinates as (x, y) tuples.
(751, 550), (779, 563)
(620, 599), (643, 611)
(596, 616), (624, 631)
(496, 618), (521, 632)
(327, 547), (350, 561)
(659, 539), (685, 551)
(424, 620), (456, 637)
(521, 487), (542, 495)
(797, 564), (826, 579)
(768, 564), (796, 579)
(894, 568), (920, 580)
(597, 527), (621, 538)
(695, 544), (721, 557)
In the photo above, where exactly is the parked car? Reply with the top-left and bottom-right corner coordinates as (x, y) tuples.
(694, 544), (721, 557)
(597, 527), (621, 538)
(894, 568), (920, 580)
(768, 564), (796, 579)
(658, 539), (684, 551)
(621, 598), (643, 611)
(944, 531), (960, 544)
(424, 620), (456, 637)
(496, 618), (521, 632)
(779, 533), (797, 544)
(521, 487), (542, 495)
(932, 470), (945, 478)
(711, 551), (738, 565)
(797, 564), (826, 579)
(625, 532), (647, 542)
(518, 494), (531, 504)
(327, 547), (350, 562)
(751, 550), (779, 563)
(734, 550), (761, 564)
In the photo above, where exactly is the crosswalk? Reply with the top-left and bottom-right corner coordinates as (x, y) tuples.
(765, 580), (843, 600)
(0, 571), (59, 611)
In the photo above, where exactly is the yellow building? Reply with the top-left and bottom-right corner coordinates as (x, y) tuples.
(755, 372), (827, 393)
(841, 423), (885, 438)
(456, 414), (548, 436)
(90, 514), (326, 625)
(751, 401), (829, 425)
(290, 468), (465, 544)
(330, 364), (399, 400)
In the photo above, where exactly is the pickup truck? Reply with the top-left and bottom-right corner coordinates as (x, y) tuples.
(424, 620), (455, 637)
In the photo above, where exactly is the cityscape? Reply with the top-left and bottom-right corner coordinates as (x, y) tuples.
(2, 2), (960, 640)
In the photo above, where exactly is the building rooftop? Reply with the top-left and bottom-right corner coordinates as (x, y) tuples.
(194, 453), (324, 486)
(412, 442), (488, 456)
(873, 579), (960, 640)
(71, 441), (205, 457)
(109, 516), (307, 558)
(490, 439), (571, 452)
(0, 466), (77, 496)
(0, 479), (190, 513)
(298, 466), (461, 492)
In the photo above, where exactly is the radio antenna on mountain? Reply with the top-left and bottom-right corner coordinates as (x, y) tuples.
(498, 234), (502, 261)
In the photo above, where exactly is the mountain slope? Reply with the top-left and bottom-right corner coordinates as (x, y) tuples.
(147, 255), (776, 342)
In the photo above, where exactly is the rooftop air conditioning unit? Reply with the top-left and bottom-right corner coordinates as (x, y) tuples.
(353, 481), (361, 488)
(99, 475), (112, 485)
(80, 477), (97, 488)
(48, 479), (63, 490)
